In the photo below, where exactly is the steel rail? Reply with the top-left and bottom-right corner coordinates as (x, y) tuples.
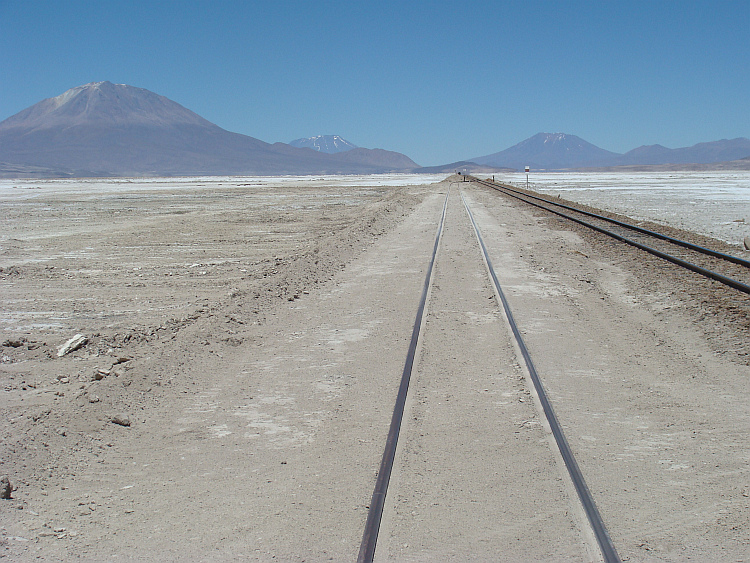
(470, 178), (750, 296)
(358, 192), (449, 563)
(460, 192), (621, 563)
(473, 177), (750, 269)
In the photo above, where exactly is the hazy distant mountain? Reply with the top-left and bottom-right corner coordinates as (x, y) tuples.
(289, 135), (357, 154)
(0, 82), (417, 177)
(618, 138), (750, 166)
(472, 133), (750, 171)
(472, 133), (620, 170)
(321, 147), (418, 170)
(412, 161), (516, 174)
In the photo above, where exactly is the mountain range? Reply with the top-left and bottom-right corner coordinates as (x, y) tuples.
(0, 82), (748, 178)
(472, 132), (750, 171)
(0, 82), (417, 177)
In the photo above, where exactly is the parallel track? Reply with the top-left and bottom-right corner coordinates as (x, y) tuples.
(470, 176), (750, 296)
(461, 192), (619, 563)
(358, 192), (449, 563)
(358, 188), (620, 562)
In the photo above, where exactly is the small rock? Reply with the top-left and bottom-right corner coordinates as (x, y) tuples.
(111, 414), (131, 427)
(744, 236), (750, 251)
(2, 338), (25, 348)
(57, 334), (88, 357)
(88, 395), (101, 403)
(1, 475), (12, 499)
(56, 427), (67, 437)
(92, 368), (110, 381)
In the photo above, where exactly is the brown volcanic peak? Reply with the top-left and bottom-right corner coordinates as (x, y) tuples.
(0, 81), (218, 131)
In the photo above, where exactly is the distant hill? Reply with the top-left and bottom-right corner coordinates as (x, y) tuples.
(412, 161), (516, 174)
(321, 147), (417, 170)
(617, 138), (750, 166)
(289, 135), (357, 154)
(0, 82), (418, 177)
(472, 132), (750, 171)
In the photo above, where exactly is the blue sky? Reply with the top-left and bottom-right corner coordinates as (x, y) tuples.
(1, 0), (748, 165)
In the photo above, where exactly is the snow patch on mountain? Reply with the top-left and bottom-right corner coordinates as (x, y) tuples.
(289, 135), (358, 154)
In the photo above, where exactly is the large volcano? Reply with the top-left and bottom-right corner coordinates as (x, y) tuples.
(0, 82), (417, 177)
(471, 132), (620, 170)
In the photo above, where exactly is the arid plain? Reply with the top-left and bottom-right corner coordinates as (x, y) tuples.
(1, 174), (749, 561)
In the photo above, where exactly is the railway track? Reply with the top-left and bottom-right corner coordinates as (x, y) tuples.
(358, 187), (621, 562)
(469, 176), (750, 296)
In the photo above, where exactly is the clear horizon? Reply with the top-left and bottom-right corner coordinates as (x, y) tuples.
(1, 0), (748, 166)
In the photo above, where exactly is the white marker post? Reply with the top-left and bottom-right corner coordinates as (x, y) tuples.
(525, 165), (530, 189)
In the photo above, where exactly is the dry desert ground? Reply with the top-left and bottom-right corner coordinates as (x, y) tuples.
(1, 175), (749, 561)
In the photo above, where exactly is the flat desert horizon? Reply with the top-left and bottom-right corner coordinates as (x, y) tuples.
(3, 170), (748, 249)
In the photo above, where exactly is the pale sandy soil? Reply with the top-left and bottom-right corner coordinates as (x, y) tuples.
(1, 175), (749, 561)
